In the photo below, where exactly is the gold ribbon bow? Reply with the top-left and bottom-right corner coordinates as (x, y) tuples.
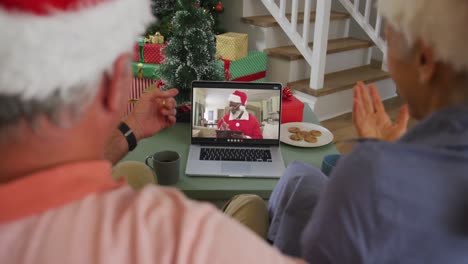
(137, 63), (143, 79)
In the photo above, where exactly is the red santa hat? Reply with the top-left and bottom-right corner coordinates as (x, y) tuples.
(228, 90), (247, 105)
(228, 90), (248, 111)
(0, 0), (154, 101)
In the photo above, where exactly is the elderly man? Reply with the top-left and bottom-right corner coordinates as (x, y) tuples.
(269, 0), (468, 262)
(0, 0), (304, 263)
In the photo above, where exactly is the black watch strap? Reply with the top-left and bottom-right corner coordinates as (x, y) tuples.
(118, 122), (137, 151)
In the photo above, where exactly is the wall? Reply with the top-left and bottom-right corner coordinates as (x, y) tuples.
(193, 89), (207, 126)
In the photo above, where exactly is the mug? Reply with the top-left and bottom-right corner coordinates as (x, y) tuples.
(321, 154), (341, 177)
(145, 151), (180, 185)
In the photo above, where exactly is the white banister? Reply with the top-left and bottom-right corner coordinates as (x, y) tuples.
(291, 0), (299, 32)
(354, 0), (360, 12)
(302, 0), (313, 47)
(258, 0), (388, 92)
(260, 0), (388, 91)
(261, 0), (331, 89)
(338, 0), (386, 55)
(364, 0), (372, 22)
(310, 0), (332, 88)
(279, 0), (286, 17)
(260, 0), (315, 68)
(375, 13), (382, 37)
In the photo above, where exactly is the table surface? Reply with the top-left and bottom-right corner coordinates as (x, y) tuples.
(122, 105), (338, 200)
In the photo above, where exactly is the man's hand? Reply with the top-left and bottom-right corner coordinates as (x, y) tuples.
(219, 119), (230, 131)
(124, 88), (179, 141)
(353, 81), (409, 142)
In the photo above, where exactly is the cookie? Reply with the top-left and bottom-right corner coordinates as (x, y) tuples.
(288, 127), (301, 133)
(290, 134), (303, 141)
(304, 135), (318, 143)
(310, 130), (322, 137)
(298, 130), (309, 137)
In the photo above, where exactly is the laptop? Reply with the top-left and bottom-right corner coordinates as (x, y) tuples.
(186, 81), (285, 178)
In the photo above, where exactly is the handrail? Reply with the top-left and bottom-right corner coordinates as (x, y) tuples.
(261, 0), (331, 89)
(338, 0), (386, 55)
(260, 0), (386, 90)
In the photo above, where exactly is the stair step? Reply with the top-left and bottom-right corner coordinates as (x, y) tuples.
(288, 65), (391, 97)
(241, 11), (350, 27)
(265, 37), (374, 60)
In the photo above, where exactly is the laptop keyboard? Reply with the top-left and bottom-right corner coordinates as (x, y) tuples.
(200, 148), (272, 162)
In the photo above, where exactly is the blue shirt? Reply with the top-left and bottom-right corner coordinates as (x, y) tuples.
(301, 105), (468, 263)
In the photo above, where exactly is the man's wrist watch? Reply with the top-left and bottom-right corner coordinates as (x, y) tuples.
(118, 122), (137, 151)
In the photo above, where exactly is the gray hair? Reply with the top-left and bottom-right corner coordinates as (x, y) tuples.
(0, 80), (99, 140)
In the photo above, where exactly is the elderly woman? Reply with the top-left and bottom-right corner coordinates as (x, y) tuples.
(269, 0), (468, 262)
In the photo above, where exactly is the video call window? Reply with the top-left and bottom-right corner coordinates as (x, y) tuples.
(192, 88), (281, 140)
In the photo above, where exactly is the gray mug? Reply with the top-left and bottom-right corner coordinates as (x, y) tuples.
(145, 151), (180, 185)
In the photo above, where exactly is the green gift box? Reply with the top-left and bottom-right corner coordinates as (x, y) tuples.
(127, 62), (163, 117)
(132, 62), (162, 79)
(222, 51), (267, 82)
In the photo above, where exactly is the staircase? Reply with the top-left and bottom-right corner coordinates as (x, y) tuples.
(221, 0), (396, 121)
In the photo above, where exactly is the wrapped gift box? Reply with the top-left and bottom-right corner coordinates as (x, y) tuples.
(216, 32), (248, 61)
(126, 98), (139, 118)
(133, 41), (166, 64)
(222, 51), (267, 82)
(281, 95), (304, 123)
(132, 62), (162, 80)
(125, 62), (162, 117)
(151, 32), (164, 44)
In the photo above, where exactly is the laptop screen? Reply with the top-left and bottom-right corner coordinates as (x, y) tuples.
(191, 81), (282, 146)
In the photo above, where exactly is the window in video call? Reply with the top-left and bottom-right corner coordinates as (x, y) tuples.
(192, 87), (281, 145)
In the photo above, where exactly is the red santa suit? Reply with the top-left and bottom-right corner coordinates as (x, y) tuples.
(217, 90), (263, 139)
(218, 110), (263, 139)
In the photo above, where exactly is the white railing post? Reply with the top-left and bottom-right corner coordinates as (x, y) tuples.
(338, 0), (386, 56)
(364, 0), (372, 22)
(354, 0), (360, 12)
(302, 0), (313, 47)
(310, 0), (332, 89)
(291, 0), (299, 33)
(260, 0), (315, 67)
(375, 13), (382, 37)
(279, 0), (286, 17)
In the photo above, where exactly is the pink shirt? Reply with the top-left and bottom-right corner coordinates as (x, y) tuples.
(0, 160), (304, 264)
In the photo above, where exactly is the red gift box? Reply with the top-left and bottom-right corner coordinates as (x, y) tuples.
(133, 42), (166, 64)
(281, 95), (304, 123)
(124, 78), (159, 118)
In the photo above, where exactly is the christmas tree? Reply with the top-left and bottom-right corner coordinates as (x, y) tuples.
(153, 0), (176, 14)
(145, 0), (176, 39)
(158, 0), (224, 103)
(146, 0), (224, 39)
(197, 0), (224, 35)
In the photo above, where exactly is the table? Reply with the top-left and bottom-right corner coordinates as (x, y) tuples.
(122, 105), (338, 200)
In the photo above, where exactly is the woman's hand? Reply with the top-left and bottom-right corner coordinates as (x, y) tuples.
(353, 81), (410, 141)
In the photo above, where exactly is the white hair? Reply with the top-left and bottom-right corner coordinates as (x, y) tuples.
(378, 0), (468, 73)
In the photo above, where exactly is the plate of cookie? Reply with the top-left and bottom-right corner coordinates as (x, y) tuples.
(280, 122), (334, 148)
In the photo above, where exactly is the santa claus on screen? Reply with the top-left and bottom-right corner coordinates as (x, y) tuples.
(217, 90), (263, 139)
